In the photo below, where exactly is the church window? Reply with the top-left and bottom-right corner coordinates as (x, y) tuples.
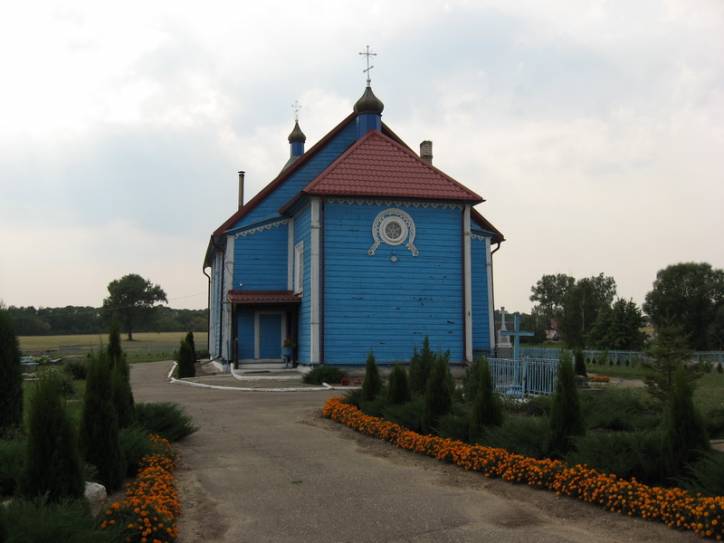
(294, 241), (304, 294)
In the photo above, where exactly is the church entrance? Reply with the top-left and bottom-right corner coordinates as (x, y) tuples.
(257, 312), (283, 360)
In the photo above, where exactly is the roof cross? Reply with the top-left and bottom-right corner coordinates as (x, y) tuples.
(291, 100), (302, 122)
(358, 44), (377, 86)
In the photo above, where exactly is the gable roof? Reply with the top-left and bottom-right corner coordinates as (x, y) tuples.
(472, 208), (505, 244)
(299, 130), (483, 202)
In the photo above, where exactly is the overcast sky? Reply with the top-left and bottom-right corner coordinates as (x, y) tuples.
(1, 0), (723, 313)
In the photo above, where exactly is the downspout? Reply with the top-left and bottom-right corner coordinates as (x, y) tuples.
(202, 265), (211, 355)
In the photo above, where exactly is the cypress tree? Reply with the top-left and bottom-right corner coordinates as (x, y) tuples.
(0, 310), (22, 432)
(177, 339), (196, 378)
(387, 365), (411, 404)
(549, 352), (584, 455)
(717, 362), (722, 374)
(663, 366), (709, 477)
(423, 355), (452, 431)
(111, 360), (135, 428)
(80, 352), (124, 491)
(107, 321), (123, 367)
(185, 331), (197, 362)
(463, 357), (482, 402)
(409, 337), (434, 395)
(362, 351), (381, 401)
(469, 357), (502, 439)
(20, 373), (84, 501)
(573, 349), (587, 377)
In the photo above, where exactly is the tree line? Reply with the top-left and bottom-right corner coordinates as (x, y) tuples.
(525, 262), (724, 351)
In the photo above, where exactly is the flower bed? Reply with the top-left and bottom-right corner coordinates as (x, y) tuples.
(323, 397), (724, 540)
(100, 434), (180, 542)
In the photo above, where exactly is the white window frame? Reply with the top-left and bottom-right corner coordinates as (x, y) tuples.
(294, 240), (304, 294)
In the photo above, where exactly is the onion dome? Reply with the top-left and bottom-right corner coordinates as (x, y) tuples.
(353, 86), (384, 115)
(288, 120), (306, 143)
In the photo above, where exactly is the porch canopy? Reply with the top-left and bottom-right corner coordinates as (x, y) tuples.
(227, 290), (301, 305)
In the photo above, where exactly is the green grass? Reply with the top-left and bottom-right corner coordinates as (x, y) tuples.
(588, 363), (653, 380)
(18, 331), (207, 363)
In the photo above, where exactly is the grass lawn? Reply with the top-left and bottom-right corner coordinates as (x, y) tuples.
(18, 331), (208, 363)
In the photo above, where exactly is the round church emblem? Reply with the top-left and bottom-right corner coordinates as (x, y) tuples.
(368, 208), (418, 256)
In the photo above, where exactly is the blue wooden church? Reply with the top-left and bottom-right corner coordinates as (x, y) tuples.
(203, 84), (504, 366)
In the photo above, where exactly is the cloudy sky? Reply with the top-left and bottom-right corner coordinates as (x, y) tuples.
(1, 0), (723, 312)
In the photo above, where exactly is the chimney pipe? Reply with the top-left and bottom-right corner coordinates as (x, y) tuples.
(420, 140), (433, 165)
(238, 171), (245, 209)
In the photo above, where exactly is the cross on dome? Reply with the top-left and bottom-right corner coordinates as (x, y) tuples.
(358, 45), (377, 87)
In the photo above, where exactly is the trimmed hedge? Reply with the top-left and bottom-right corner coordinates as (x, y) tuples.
(302, 365), (346, 385)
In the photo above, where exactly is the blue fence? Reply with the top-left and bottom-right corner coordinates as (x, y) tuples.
(519, 347), (724, 366)
(488, 357), (559, 397)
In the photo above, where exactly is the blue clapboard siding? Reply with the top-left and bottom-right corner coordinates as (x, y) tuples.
(237, 306), (255, 360)
(294, 204), (311, 363)
(471, 233), (491, 351)
(234, 121), (357, 229)
(232, 222), (288, 291)
(323, 202), (464, 364)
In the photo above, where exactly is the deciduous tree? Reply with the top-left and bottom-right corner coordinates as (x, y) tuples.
(102, 274), (167, 340)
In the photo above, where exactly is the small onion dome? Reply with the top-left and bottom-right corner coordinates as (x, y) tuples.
(288, 120), (306, 143)
(353, 86), (384, 114)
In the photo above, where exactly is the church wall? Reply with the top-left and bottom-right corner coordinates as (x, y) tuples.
(233, 122), (357, 229)
(293, 204), (311, 363)
(471, 232), (491, 352)
(323, 201), (464, 364)
(232, 220), (289, 291)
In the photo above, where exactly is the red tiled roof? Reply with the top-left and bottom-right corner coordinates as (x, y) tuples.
(472, 208), (505, 244)
(227, 291), (301, 305)
(301, 130), (483, 202)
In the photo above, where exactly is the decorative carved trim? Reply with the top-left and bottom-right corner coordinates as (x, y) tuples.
(234, 219), (290, 239)
(328, 198), (462, 210)
(369, 208), (419, 257)
(471, 233), (488, 241)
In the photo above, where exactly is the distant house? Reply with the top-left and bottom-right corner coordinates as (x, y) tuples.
(203, 84), (504, 366)
(546, 319), (560, 341)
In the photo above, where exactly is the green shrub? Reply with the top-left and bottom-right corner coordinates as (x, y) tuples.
(0, 498), (112, 543)
(381, 398), (424, 433)
(469, 357), (502, 440)
(361, 352), (381, 401)
(580, 388), (659, 432)
(0, 310), (22, 432)
(176, 338), (196, 378)
(343, 388), (361, 407)
(387, 365), (411, 404)
(111, 360), (135, 429)
(359, 396), (387, 418)
(481, 415), (551, 458)
(574, 350), (587, 376)
(119, 426), (153, 477)
(409, 337), (434, 395)
(462, 357), (482, 402)
(500, 395), (551, 417)
(437, 409), (470, 442)
(717, 362), (723, 374)
(0, 438), (24, 495)
(679, 450), (724, 497)
(20, 374), (84, 501)
(303, 365), (346, 385)
(663, 366), (709, 476)
(549, 352), (584, 455)
(135, 402), (197, 442)
(423, 355), (452, 431)
(705, 407), (724, 439)
(568, 430), (666, 485)
(79, 352), (124, 492)
(63, 359), (87, 380)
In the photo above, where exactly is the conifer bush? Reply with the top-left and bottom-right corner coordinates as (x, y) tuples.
(361, 351), (381, 401)
(135, 402), (197, 442)
(574, 350), (587, 377)
(302, 365), (345, 384)
(423, 355), (452, 431)
(463, 357), (482, 401)
(0, 310), (22, 432)
(176, 338), (196, 378)
(717, 362), (723, 374)
(387, 365), (411, 404)
(111, 362), (135, 429)
(469, 357), (502, 439)
(548, 352), (584, 455)
(663, 366), (709, 477)
(20, 374), (84, 501)
(119, 426), (153, 477)
(107, 321), (122, 366)
(409, 337), (434, 395)
(0, 438), (25, 496)
(185, 331), (197, 362)
(80, 352), (124, 492)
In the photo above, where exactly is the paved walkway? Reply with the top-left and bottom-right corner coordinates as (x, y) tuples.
(131, 362), (695, 543)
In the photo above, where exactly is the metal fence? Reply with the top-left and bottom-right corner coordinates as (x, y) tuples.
(519, 347), (724, 366)
(488, 357), (559, 397)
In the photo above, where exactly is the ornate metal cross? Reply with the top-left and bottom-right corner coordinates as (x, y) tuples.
(291, 100), (301, 122)
(501, 313), (534, 363)
(358, 44), (377, 86)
